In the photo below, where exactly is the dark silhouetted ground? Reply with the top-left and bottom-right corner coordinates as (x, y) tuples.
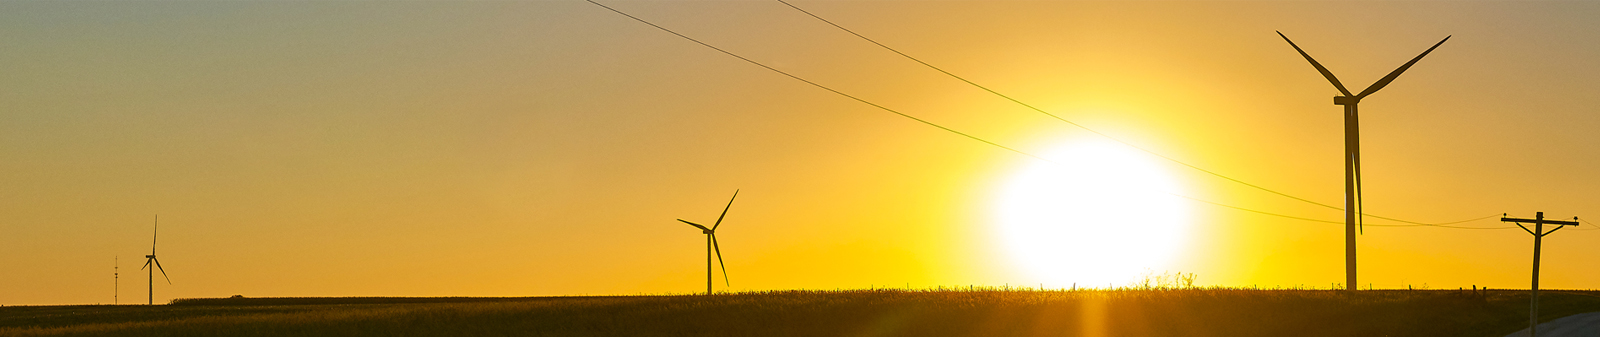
(3, 288), (1598, 336)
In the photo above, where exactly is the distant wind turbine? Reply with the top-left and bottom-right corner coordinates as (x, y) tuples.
(141, 215), (171, 305)
(677, 190), (738, 296)
(1278, 31), (1449, 291)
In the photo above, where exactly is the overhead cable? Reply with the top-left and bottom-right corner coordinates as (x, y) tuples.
(1574, 217), (1600, 230)
(773, 0), (1487, 228)
(583, 0), (1047, 164)
(583, 0), (1508, 230)
(1181, 194), (1505, 228)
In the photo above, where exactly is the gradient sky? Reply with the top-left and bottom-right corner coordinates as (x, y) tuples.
(5, 1), (1600, 305)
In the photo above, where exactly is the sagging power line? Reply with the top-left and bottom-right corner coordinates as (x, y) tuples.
(1573, 217), (1600, 230)
(772, 0), (1480, 228)
(582, 0), (1500, 229)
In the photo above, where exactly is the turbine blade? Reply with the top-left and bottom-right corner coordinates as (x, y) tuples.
(1354, 130), (1364, 235)
(154, 258), (171, 284)
(141, 259), (151, 270)
(1355, 35), (1450, 99)
(712, 189), (738, 231)
(152, 215), (159, 255)
(712, 234), (729, 287)
(677, 219), (710, 231)
(1277, 31), (1352, 97)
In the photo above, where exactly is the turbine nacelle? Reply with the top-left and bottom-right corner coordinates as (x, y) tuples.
(1333, 96), (1360, 106)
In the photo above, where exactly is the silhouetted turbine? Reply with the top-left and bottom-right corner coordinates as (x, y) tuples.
(677, 190), (737, 295)
(1278, 31), (1448, 291)
(141, 215), (171, 305)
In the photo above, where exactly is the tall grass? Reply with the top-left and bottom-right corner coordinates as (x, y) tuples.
(3, 288), (1596, 336)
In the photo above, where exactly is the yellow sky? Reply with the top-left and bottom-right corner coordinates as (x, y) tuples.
(4, 1), (1600, 305)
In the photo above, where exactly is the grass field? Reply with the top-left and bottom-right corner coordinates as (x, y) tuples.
(3, 288), (1597, 336)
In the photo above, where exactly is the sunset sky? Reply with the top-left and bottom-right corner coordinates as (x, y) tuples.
(5, 1), (1600, 305)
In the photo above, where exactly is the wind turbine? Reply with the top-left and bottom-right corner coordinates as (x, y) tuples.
(677, 190), (737, 295)
(1278, 32), (1449, 291)
(141, 215), (171, 304)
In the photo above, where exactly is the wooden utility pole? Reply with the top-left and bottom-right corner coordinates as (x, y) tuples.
(1501, 212), (1579, 337)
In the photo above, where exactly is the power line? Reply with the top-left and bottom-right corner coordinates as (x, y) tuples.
(1180, 194), (1505, 228)
(772, 0), (1485, 228)
(1170, 194), (1341, 224)
(1573, 217), (1600, 230)
(582, 0), (1503, 230)
(1367, 216), (1512, 229)
(773, 0), (1338, 209)
(583, 0), (1047, 164)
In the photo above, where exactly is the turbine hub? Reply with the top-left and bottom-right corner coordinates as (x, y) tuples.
(703, 229), (713, 234)
(1333, 96), (1359, 105)
(145, 255), (154, 258)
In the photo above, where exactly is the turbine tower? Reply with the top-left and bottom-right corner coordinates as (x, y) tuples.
(677, 190), (737, 295)
(141, 215), (171, 304)
(1278, 32), (1449, 291)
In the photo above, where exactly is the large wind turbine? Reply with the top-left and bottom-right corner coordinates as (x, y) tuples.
(141, 215), (171, 304)
(677, 190), (737, 295)
(1278, 32), (1449, 291)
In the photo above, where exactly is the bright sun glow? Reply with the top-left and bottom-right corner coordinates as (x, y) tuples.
(994, 138), (1191, 287)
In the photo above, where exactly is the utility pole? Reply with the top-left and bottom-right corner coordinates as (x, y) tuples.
(1501, 212), (1579, 337)
(114, 256), (119, 305)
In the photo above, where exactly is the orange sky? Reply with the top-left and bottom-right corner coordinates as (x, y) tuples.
(4, 1), (1600, 305)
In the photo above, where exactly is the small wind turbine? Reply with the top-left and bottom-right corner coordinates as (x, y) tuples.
(141, 215), (171, 305)
(677, 190), (737, 295)
(1278, 32), (1449, 291)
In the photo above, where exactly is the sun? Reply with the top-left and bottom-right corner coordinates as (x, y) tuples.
(993, 138), (1191, 287)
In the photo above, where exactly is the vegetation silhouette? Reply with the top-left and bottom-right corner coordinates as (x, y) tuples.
(5, 289), (1599, 336)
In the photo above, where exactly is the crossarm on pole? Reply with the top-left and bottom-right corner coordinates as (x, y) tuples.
(1514, 223), (1535, 236)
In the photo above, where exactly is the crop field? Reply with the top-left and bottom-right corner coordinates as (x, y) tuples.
(3, 288), (1598, 337)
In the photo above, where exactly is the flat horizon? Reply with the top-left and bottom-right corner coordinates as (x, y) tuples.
(4, 0), (1600, 307)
